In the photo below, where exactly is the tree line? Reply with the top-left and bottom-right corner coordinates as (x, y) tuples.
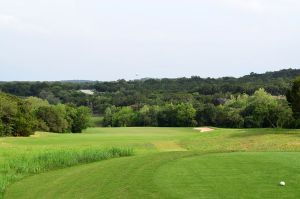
(101, 73), (300, 129)
(102, 89), (294, 128)
(0, 93), (90, 136)
(0, 69), (299, 115)
(2, 69), (300, 136)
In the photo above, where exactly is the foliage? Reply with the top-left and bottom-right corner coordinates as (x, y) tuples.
(287, 76), (300, 119)
(112, 107), (137, 127)
(0, 93), (91, 136)
(0, 93), (35, 136)
(103, 103), (197, 127)
(88, 116), (103, 127)
(0, 69), (299, 130)
(36, 106), (69, 133)
(158, 103), (196, 127)
(102, 89), (293, 128)
(216, 89), (293, 128)
(137, 105), (159, 126)
(68, 106), (91, 133)
(0, 69), (298, 115)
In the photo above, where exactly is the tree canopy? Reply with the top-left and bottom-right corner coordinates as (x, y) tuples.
(0, 92), (91, 136)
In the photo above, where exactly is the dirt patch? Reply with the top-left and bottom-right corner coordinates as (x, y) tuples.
(193, 127), (214, 132)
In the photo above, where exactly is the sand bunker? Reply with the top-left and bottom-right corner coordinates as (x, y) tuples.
(193, 127), (214, 132)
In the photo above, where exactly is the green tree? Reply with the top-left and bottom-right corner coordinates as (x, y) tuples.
(195, 103), (218, 126)
(112, 107), (136, 127)
(218, 95), (248, 128)
(69, 106), (91, 133)
(25, 97), (50, 110)
(246, 89), (278, 127)
(242, 89), (293, 128)
(287, 76), (300, 119)
(273, 99), (293, 128)
(36, 106), (69, 133)
(39, 90), (61, 104)
(137, 105), (159, 126)
(103, 106), (118, 127)
(176, 103), (196, 126)
(0, 93), (18, 136)
(0, 93), (35, 136)
(157, 103), (177, 127)
(13, 101), (36, 136)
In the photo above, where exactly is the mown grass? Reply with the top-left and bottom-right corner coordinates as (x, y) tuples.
(2, 127), (300, 199)
(155, 152), (300, 199)
(6, 151), (300, 199)
(0, 147), (133, 198)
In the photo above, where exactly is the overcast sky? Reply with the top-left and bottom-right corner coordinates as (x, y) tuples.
(0, 0), (299, 81)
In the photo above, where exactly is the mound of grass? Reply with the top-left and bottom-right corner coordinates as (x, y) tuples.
(0, 147), (133, 198)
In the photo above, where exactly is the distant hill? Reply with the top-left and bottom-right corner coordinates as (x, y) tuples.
(61, 80), (95, 83)
(242, 68), (300, 79)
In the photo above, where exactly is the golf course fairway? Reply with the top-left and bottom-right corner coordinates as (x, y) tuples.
(5, 152), (300, 199)
(2, 127), (300, 198)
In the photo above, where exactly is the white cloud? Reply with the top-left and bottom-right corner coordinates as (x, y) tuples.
(223, 0), (300, 14)
(0, 15), (48, 34)
(0, 15), (18, 25)
(223, 0), (265, 13)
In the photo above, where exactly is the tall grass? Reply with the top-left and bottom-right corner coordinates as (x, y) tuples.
(0, 147), (133, 198)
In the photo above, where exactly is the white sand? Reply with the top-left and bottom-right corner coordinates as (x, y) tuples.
(193, 127), (214, 132)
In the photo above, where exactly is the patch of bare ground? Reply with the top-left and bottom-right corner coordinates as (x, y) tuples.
(193, 127), (214, 132)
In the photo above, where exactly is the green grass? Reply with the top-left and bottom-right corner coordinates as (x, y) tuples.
(2, 127), (300, 198)
(0, 145), (133, 198)
(155, 152), (300, 199)
(5, 152), (300, 199)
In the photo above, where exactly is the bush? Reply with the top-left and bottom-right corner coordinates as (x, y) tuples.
(0, 93), (35, 136)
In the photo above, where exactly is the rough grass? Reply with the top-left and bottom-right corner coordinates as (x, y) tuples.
(0, 147), (133, 198)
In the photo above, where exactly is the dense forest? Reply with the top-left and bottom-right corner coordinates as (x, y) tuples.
(0, 69), (299, 115)
(1, 68), (300, 136)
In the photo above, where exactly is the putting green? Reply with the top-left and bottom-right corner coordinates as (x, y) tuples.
(5, 152), (300, 199)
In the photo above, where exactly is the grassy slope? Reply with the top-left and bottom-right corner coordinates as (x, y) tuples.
(3, 127), (300, 198)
